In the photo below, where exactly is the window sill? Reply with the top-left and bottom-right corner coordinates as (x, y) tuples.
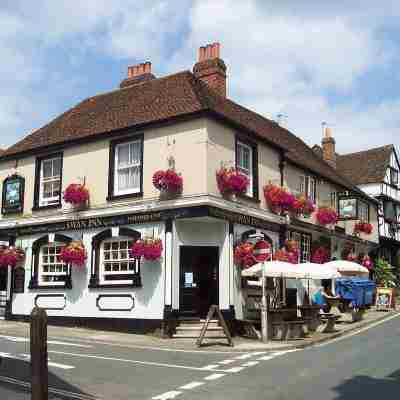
(88, 283), (142, 289)
(107, 192), (143, 202)
(32, 204), (62, 212)
(236, 194), (261, 204)
(28, 284), (72, 290)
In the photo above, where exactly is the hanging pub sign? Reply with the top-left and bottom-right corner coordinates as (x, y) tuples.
(338, 197), (357, 219)
(2, 175), (25, 215)
(253, 240), (272, 263)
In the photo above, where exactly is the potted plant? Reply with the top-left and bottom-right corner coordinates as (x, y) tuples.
(292, 194), (316, 218)
(63, 183), (90, 209)
(60, 241), (87, 267)
(152, 169), (183, 199)
(216, 166), (249, 199)
(131, 238), (163, 261)
(354, 222), (373, 236)
(316, 207), (338, 227)
(0, 245), (25, 268)
(234, 242), (256, 268)
(263, 183), (296, 215)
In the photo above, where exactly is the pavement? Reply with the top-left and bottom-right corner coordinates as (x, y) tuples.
(0, 309), (399, 399)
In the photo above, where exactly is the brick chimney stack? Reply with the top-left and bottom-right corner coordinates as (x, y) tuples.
(193, 42), (227, 97)
(120, 62), (155, 89)
(322, 125), (336, 169)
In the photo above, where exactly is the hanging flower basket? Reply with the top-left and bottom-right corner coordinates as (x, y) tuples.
(263, 184), (296, 215)
(273, 240), (299, 264)
(311, 246), (331, 264)
(234, 242), (256, 268)
(60, 241), (87, 267)
(362, 255), (374, 270)
(152, 169), (183, 197)
(216, 167), (249, 196)
(316, 207), (338, 226)
(0, 245), (25, 268)
(131, 238), (163, 261)
(63, 184), (90, 207)
(354, 222), (373, 235)
(292, 194), (316, 218)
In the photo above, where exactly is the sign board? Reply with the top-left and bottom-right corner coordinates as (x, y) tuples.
(2, 175), (25, 215)
(376, 287), (395, 310)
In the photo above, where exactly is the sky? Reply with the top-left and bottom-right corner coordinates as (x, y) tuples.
(0, 0), (399, 154)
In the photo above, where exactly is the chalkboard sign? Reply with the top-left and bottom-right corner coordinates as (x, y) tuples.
(13, 267), (25, 293)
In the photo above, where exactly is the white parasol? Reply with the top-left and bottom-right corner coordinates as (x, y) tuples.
(324, 260), (369, 275)
(298, 263), (342, 280)
(241, 261), (306, 279)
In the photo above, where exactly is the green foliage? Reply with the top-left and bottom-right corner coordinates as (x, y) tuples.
(374, 258), (397, 288)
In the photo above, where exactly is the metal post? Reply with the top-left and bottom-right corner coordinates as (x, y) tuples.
(30, 307), (48, 400)
(261, 261), (270, 342)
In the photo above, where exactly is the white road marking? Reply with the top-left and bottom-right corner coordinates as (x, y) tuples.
(48, 350), (227, 372)
(218, 359), (236, 365)
(152, 391), (182, 400)
(0, 375), (97, 400)
(0, 334), (92, 348)
(225, 366), (245, 373)
(250, 351), (268, 356)
(202, 364), (220, 370)
(235, 353), (253, 360)
(179, 381), (205, 390)
(0, 352), (75, 370)
(242, 361), (259, 367)
(204, 373), (225, 381)
(257, 355), (276, 361)
(315, 312), (400, 348)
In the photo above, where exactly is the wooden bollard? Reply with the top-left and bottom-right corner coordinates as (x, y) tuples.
(30, 307), (48, 400)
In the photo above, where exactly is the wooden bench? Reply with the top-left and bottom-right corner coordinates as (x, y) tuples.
(320, 314), (340, 333)
(272, 320), (306, 340)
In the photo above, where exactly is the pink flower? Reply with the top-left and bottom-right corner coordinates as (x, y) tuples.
(130, 238), (163, 261)
(60, 241), (87, 267)
(152, 170), (183, 194)
(63, 184), (90, 205)
(0, 246), (25, 268)
(316, 207), (338, 226)
(216, 167), (249, 195)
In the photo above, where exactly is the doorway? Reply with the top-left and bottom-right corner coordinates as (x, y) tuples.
(179, 246), (219, 318)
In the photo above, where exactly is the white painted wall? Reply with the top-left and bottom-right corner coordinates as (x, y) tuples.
(12, 222), (166, 320)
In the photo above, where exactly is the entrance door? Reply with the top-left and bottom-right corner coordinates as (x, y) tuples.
(179, 246), (219, 318)
(0, 267), (8, 318)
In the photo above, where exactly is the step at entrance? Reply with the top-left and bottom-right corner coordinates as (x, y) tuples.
(172, 319), (225, 339)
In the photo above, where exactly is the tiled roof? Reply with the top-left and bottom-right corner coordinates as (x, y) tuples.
(337, 145), (394, 185)
(0, 70), (370, 196)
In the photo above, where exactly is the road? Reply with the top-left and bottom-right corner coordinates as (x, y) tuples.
(0, 313), (399, 399)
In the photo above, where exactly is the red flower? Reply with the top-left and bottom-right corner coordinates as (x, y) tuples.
(273, 240), (299, 264)
(354, 222), (373, 235)
(63, 184), (90, 205)
(362, 256), (374, 270)
(130, 238), (163, 261)
(263, 184), (296, 214)
(311, 246), (331, 264)
(234, 242), (256, 268)
(0, 246), (25, 268)
(60, 241), (87, 267)
(292, 194), (316, 217)
(216, 167), (249, 195)
(316, 207), (338, 226)
(152, 170), (183, 194)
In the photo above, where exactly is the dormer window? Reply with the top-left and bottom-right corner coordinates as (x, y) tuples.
(33, 153), (63, 209)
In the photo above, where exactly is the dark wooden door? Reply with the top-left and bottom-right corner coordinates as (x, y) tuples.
(179, 246), (219, 318)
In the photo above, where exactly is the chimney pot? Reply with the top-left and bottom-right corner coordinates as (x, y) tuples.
(322, 125), (336, 169)
(193, 42), (227, 97)
(120, 61), (155, 89)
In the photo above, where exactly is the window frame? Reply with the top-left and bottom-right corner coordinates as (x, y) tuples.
(287, 230), (312, 263)
(29, 234), (72, 290)
(99, 236), (140, 286)
(89, 227), (142, 289)
(33, 152), (63, 210)
(299, 175), (317, 203)
(235, 136), (259, 201)
(390, 167), (399, 186)
(108, 135), (144, 201)
(38, 242), (69, 287)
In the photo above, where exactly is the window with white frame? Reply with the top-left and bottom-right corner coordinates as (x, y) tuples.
(236, 141), (253, 196)
(39, 156), (62, 207)
(300, 176), (317, 203)
(358, 200), (369, 222)
(38, 243), (68, 286)
(114, 140), (142, 196)
(287, 231), (312, 263)
(100, 238), (139, 285)
(330, 192), (337, 211)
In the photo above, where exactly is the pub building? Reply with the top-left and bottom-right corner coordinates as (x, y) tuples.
(0, 43), (379, 335)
